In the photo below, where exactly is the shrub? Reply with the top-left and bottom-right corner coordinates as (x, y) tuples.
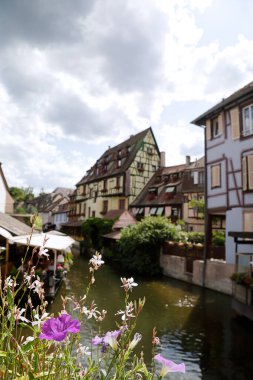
(117, 216), (181, 275)
(212, 230), (225, 246)
(82, 217), (114, 254)
(186, 231), (205, 244)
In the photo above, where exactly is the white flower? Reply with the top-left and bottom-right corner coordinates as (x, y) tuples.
(116, 301), (135, 321)
(77, 344), (91, 357)
(28, 277), (44, 298)
(121, 277), (138, 292)
(89, 252), (104, 270)
(9, 306), (29, 323)
(31, 312), (50, 328)
(22, 336), (35, 345)
(4, 276), (16, 290)
(38, 247), (49, 258)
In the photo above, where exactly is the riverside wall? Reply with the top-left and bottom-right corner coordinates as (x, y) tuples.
(160, 253), (235, 295)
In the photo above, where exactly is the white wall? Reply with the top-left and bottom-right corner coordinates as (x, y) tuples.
(0, 175), (6, 212)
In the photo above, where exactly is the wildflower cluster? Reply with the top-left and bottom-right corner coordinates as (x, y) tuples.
(0, 227), (185, 379)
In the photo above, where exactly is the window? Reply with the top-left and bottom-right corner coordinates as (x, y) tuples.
(118, 159), (122, 167)
(147, 147), (153, 155)
(149, 207), (157, 215)
(212, 117), (220, 138)
(242, 104), (253, 136)
(116, 176), (121, 188)
(165, 186), (175, 193)
(137, 162), (144, 171)
(102, 200), (108, 214)
(211, 164), (221, 188)
(242, 155), (253, 191)
(206, 114), (223, 140)
(119, 199), (125, 210)
(102, 179), (107, 192)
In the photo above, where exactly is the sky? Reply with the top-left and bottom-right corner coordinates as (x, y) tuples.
(1, 0), (253, 194)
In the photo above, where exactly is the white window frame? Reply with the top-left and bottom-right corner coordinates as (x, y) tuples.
(242, 104), (253, 137)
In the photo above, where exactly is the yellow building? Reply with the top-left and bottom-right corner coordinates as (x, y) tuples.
(74, 127), (161, 220)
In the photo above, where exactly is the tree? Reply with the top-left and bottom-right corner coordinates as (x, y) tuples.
(10, 186), (34, 202)
(117, 216), (181, 275)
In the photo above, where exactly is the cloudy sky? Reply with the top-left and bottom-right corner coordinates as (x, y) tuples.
(1, 0), (253, 194)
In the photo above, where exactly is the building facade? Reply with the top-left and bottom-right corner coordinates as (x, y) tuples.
(130, 156), (205, 231)
(0, 163), (14, 214)
(192, 81), (253, 262)
(74, 127), (161, 221)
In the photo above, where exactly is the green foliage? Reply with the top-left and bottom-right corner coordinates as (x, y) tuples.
(212, 230), (225, 246)
(9, 186), (34, 201)
(187, 231), (205, 244)
(189, 198), (205, 219)
(231, 272), (253, 286)
(82, 217), (114, 252)
(118, 216), (181, 275)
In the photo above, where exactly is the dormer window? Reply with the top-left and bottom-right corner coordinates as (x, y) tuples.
(242, 104), (253, 137)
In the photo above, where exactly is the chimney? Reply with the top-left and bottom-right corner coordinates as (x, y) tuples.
(186, 155), (191, 165)
(160, 151), (166, 167)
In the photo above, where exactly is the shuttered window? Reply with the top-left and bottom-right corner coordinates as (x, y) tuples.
(242, 104), (253, 137)
(211, 164), (221, 188)
(230, 107), (240, 140)
(243, 210), (253, 232)
(242, 155), (253, 191)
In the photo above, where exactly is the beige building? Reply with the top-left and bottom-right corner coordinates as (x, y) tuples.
(0, 163), (14, 214)
(74, 127), (161, 220)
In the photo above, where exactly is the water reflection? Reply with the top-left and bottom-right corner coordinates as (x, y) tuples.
(50, 256), (253, 379)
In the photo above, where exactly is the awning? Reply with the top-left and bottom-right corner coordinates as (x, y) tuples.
(8, 232), (75, 251)
(0, 226), (12, 239)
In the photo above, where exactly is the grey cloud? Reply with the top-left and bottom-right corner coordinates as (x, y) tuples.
(1, 65), (50, 102)
(0, 0), (95, 47)
(45, 94), (131, 141)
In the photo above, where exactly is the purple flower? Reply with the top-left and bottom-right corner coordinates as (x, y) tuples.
(92, 329), (122, 350)
(39, 313), (80, 341)
(154, 354), (185, 377)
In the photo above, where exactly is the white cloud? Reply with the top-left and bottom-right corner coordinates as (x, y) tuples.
(1, 0), (253, 193)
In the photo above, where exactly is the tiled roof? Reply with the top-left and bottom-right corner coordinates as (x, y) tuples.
(192, 81), (253, 125)
(0, 212), (32, 236)
(76, 127), (159, 185)
(112, 211), (137, 230)
(130, 164), (187, 207)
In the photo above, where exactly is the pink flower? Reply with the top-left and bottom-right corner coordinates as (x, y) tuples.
(154, 354), (185, 377)
(39, 313), (80, 341)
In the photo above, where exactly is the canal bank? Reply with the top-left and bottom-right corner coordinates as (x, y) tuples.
(51, 255), (253, 379)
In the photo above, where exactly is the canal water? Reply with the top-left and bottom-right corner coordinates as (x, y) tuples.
(50, 255), (253, 379)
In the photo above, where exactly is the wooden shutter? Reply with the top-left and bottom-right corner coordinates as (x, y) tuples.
(206, 119), (211, 140)
(243, 210), (253, 232)
(211, 165), (221, 188)
(230, 107), (240, 140)
(248, 155), (253, 190)
(218, 114), (224, 135)
(242, 156), (248, 191)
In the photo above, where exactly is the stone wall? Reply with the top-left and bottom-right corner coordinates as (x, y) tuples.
(160, 254), (234, 295)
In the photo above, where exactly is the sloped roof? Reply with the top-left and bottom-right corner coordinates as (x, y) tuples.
(112, 211), (137, 230)
(192, 81), (253, 125)
(0, 212), (32, 236)
(130, 164), (188, 207)
(76, 127), (160, 185)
